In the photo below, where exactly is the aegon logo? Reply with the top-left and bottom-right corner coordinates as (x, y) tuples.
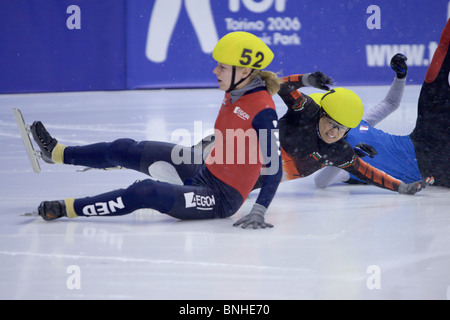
(184, 192), (215, 210)
(82, 197), (125, 216)
(234, 106), (250, 120)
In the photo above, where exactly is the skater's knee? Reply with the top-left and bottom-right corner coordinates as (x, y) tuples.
(106, 138), (139, 167)
(125, 179), (175, 213)
(107, 138), (136, 156)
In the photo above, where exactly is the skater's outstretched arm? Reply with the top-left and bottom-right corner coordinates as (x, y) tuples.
(363, 53), (408, 127)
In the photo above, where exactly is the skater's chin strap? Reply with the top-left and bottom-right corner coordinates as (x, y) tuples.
(226, 67), (254, 93)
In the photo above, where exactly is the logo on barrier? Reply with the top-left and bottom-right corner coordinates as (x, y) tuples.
(229, 0), (286, 13)
(146, 0), (219, 63)
(366, 42), (438, 67)
(145, 0), (291, 63)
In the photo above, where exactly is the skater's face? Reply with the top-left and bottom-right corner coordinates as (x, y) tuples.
(318, 114), (349, 144)
(213, 63), (252, 91)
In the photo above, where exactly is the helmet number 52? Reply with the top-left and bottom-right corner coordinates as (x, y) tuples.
(240, 49), (265, 69)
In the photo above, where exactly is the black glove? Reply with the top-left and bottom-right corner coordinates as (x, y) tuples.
(390, 53), (408, 79)
(233, 203), (273, 229)
(303, 71), (334, 90)
(354, 143), (377, 158)
(398, 177), (434, 195)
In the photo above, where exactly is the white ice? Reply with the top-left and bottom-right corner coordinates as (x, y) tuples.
(0, 86), (449, 300)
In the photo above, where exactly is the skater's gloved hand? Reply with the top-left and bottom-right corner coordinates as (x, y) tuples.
(302, 71), (334, 90)
(354, 143), (377, 158)
(398, 177), (434, 195)
(233, 203), (273, 229)
(390, 53), (408, 79)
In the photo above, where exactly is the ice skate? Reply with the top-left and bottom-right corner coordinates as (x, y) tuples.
(38, 200), (67, 221)
(12, 108), (42, 173)
(30, 120), (58, 164)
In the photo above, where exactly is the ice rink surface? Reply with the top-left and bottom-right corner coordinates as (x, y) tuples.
(0, 85), (449, 300)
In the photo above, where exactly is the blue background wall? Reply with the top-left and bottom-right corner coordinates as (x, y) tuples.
(0, 0), (126, 93)
(0, 0), (448, 93)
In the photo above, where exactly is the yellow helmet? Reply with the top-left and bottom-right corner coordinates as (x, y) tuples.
(213, 31), (274, 70)
(308, 93), (324, 105)
(314, 88), (363, 128)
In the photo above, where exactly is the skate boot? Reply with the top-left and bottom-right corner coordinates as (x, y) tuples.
(30, 121), (58, 164)
(38, 200), (67, 221)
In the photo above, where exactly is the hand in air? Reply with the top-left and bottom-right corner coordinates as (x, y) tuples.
(306, 71), (334, 91)
(390, 53), (408, 79)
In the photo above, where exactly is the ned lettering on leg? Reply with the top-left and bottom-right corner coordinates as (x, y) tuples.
(82, 196), (125, 216)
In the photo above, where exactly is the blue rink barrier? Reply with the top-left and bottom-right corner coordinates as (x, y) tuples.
(0, 0), (448, 93)
(0, 0), (126, 93)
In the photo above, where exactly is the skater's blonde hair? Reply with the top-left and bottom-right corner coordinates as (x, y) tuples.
(250, 70), (282, 96)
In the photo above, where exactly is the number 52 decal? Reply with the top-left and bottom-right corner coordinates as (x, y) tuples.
(239, 48), (264, 68)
